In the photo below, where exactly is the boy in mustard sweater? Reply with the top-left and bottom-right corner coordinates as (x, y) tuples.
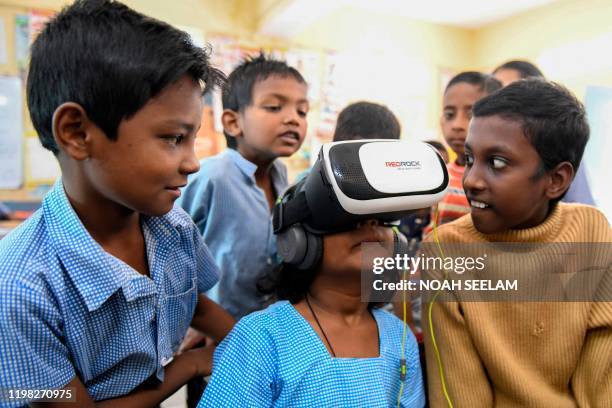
(423, 79), (611, 407)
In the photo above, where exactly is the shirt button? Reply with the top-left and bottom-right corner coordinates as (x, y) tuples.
(267, 257), (272, 265)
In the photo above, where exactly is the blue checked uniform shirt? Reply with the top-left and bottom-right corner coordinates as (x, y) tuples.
(199, 301), (426, 407)
(177, 149), (288, 319)
(0, 180), (219, 407)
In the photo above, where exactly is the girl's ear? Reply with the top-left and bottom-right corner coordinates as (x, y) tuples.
(546, 161), (574, 200)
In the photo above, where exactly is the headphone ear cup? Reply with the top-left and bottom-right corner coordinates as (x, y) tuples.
(277, 225), (307, 265)
(297, 231), (323, 271)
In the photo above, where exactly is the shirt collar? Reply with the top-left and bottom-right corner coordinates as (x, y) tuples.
(226, 149), (257, 180)
(225, 149), (287, 191)
(44, 179), (172, 311)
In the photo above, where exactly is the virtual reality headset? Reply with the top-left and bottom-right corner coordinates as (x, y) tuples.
(273, 139), (449, 235)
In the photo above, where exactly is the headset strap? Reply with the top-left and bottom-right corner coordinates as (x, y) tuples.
(273, 191), (310, 233)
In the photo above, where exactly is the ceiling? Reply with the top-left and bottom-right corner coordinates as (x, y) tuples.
(258, 0), (559, 37)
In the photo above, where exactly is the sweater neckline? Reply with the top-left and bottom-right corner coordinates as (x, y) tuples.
(467, 203), (563, 243)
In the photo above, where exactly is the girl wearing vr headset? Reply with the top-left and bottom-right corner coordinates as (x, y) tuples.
(198, 175), (426, 407)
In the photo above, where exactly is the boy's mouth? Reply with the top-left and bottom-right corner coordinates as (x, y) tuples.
(469, 199), (491, 209)
(165, 184), (186, 198)
(279, 131), (300, 143)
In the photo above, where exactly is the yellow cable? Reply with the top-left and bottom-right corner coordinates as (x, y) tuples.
(427, 205), (454, 408)
(397, 266), (407, 408)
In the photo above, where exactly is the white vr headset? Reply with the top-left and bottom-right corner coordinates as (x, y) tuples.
(273, 139), (449, 235)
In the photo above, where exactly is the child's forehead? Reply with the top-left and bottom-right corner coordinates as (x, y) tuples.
(443, 82), (485, 106)
(251, 74), (308, 99)
(467, 115), (535, 153)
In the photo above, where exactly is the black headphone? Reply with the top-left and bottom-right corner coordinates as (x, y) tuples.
(274, 182), (410, 271)
(276, 223), (323, 271)
(274, 181), (323, 270)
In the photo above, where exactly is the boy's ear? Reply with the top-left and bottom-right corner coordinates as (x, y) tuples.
(221, 109), (242, 140)
(546, 161), (574, 200)
(52, 102), (93, 161)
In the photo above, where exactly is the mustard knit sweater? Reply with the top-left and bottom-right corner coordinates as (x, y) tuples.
(423, 203), (612, 407)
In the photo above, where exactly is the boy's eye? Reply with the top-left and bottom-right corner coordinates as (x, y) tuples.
(443, 112), (454, 121)
(490, 157), (507, 169)
(162, 135), (185, 145)
(465, 153), (473, 166)
(264, 106), (281, 112)
(297, 109), (308, 117)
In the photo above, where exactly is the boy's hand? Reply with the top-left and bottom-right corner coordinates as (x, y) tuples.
(177, 327), (207, 354)
(186, 342), (216, 377)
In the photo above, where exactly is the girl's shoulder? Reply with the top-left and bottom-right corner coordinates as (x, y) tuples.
(372, 307), (405, 335)
(236, 300), (296, 333)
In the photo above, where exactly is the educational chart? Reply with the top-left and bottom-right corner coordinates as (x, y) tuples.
(0, 76), (23, 188)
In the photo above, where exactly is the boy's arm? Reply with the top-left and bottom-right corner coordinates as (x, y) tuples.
(37, 344), (215, 408)
(423, 301), (493, 406)
(571, 301), (612, 406)
(190, 294), (235, 344)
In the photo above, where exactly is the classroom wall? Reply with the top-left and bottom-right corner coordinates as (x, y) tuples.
(0, 0), (253, 35)
(474, 0), (612, 99)
(291, 5), (476, 142)
(0, 0), (265, 188)
(1, 0), (611, 190)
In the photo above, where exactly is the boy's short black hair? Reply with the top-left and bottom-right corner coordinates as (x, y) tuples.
(473, 79), (589, 202)
(27, 0), (224, 155)
(445, 71), (502, 95)
(493, 60), (544, 79)
(332, 101), (401, 141)
(222, 53), (306, 149)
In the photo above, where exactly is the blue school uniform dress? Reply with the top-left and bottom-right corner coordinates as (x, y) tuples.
(199, 301), (425, 408)
(0, 180), (219, 407)
(177, 149), (288, 319)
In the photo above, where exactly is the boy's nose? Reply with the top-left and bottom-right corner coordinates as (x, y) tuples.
(283, 110), (300, 126)
(180, 148), (200, 175)
(462, 164), (486, 192)
(451, 111), (470, 132)
(451, 118), (468, 131)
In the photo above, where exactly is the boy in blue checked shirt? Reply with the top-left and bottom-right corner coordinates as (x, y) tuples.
(0, 1), (234, 407)
(178, 54), (308, 320)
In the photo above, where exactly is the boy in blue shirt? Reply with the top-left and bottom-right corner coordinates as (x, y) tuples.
(0, 1), (234, 406)
(178, 54), (309, 320)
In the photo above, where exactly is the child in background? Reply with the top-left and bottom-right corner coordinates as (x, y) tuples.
(293, 100), (400, 183)
(198, 179), (426, 407)
(493, 59), (595, 206)
(178, 54), (308, 320)
(399, 140), (449, 244)
(423, 72), (501, 235)
(424, 79), (611, 406)
(0, 1), (234, 406)
(332, 101), (401, 141)
(492, 59), (544, 87)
